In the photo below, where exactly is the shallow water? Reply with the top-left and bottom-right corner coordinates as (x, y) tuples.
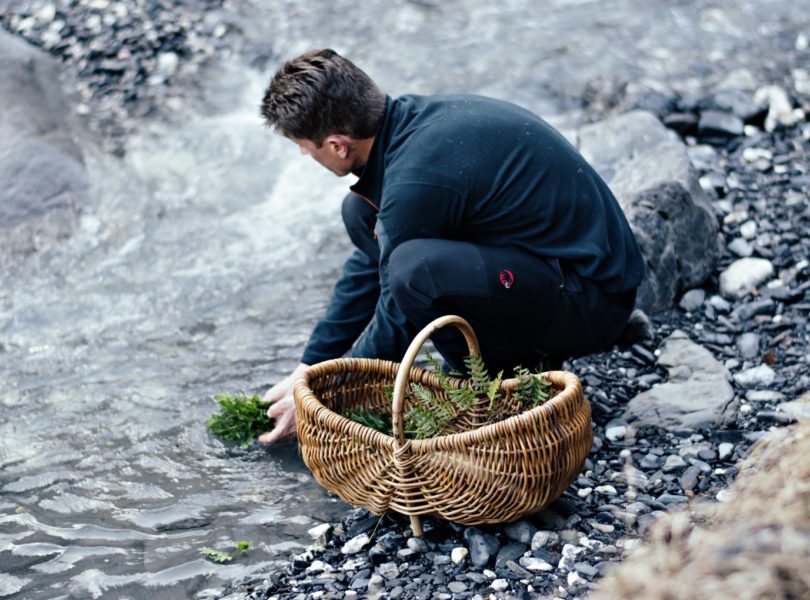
(1, 1), (808, 598)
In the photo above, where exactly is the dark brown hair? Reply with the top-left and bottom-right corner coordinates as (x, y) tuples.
(260, 48), (386, 146)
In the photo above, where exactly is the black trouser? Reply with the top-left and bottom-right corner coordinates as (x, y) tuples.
(343, 194), (635, 375)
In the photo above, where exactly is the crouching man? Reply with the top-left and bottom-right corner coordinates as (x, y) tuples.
(257, 49), (643, 444)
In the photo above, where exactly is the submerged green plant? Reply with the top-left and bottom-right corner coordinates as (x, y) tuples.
(199, 540), (252, 563)
(205, 392), (270, 447)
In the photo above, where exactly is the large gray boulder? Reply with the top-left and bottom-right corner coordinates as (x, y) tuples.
(624, 330), (735, 430)
(578, 111), (721, 313)
(0, 29), (90, 264)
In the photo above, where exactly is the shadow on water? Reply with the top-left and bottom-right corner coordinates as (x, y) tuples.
(1, 0), (808, 597)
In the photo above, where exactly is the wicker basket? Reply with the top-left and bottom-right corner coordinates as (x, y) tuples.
(293, 315), (593, 535)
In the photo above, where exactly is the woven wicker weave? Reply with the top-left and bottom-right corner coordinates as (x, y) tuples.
(293, 315), (593, 535)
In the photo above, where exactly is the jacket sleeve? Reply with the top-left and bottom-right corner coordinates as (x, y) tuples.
(300, 248), (381, 365)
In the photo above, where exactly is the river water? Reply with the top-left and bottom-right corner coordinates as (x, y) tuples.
(1, 1), (808, 598)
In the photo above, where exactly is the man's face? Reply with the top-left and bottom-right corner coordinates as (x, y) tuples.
(292, 137), (353, 177)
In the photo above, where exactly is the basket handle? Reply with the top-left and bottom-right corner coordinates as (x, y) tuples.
(391, 315), (481, 445)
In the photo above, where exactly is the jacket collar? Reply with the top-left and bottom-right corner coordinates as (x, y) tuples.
(349, 95), (395, 207)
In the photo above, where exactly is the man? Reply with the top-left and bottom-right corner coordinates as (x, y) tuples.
(257, 48), (644, 444)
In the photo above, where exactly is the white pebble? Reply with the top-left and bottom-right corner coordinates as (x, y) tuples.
(594, 485), (617, 495)
(718, 442), (734, 460)
(308, 523), (331, 539)
(577, 487), (592, 498)
(450, 547), (468, 564)
(491, 579), (509, 592)
(341, 533), (370, 555)
(519, 556), (554, 571)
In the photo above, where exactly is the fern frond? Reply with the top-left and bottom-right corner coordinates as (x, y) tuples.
(487, 370), (504, 410)
(465, 353), (490, 396)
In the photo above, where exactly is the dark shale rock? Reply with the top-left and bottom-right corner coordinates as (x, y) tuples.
(609, 139), (722, 314)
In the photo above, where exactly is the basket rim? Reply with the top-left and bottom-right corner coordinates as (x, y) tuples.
(293, 357), (585, 453)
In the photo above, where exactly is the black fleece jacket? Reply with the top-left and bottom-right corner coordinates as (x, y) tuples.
(300, 94), (644, 365)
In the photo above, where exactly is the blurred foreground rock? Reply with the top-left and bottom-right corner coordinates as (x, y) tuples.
(593, 421), (810, 600)
(0, 29), (91, 269)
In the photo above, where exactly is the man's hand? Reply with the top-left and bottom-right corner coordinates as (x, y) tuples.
(258, 363), (309, 445)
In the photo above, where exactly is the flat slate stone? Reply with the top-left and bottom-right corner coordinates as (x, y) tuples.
(624, 330), (734, 430)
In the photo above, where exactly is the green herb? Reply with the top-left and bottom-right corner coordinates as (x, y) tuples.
(343, 352), (552, 441)
(346, 407), (393, 435)
(199, 547), (234, 563)
(514, 366), (552, 408)
(205, 392), (270, 447)
(199, 540), (252, 563)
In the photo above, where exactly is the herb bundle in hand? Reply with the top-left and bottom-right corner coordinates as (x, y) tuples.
(205, 392), (272, 448)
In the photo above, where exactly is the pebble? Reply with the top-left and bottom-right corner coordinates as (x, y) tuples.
(342, 534), (370, 555)
(679, 289), (706, 312)
(377, 562), (399, 580)
(605, 423), (627, 442)
(736, 332), (761, 359)
(663, 455), (687, 472)
(450, 547), (468, 565)
(734, 364), (777, 386)
(520, 556), (554, 572)
(447, 581), (467, 593)
(531, 531), (559, 550)
(719, 258), (775, 298)
(465, 529), (500, 567)
(504, 519), (537, 544)
(407, 537), (429, 553)
(491, 579), (509, 592)
(727, 238), (754, 257)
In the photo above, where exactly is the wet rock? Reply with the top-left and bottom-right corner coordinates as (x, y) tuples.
(719, 258), (774, 298)
(609, 137), (721, 313)
(624, 330), (734, 430)
(698, 110), (744, 137)
(0, 29), (91, 266)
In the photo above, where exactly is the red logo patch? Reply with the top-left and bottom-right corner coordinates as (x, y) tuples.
(499, 269), (515, 289)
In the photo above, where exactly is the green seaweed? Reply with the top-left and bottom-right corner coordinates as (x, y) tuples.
(205, 392), (271, 447)
(199, 540), (252, 563)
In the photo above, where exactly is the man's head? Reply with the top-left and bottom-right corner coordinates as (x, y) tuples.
(260, 49), (385, 176)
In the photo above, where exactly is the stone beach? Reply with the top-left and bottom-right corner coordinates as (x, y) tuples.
(1, 1), (809, 599)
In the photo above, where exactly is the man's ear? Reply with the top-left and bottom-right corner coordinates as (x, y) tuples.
(326, 134), (351, 159)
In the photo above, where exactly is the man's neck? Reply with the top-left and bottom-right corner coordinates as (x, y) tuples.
(352, 136), (375, 171)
